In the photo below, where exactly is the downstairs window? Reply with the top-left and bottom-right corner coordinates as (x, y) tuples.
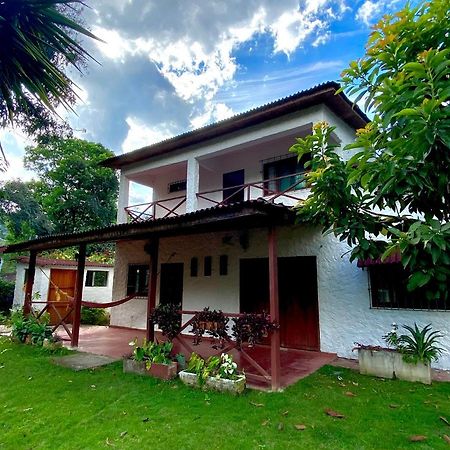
(127, 265), (149, 296)
(369, 264), (449, 311)
(85, 270), (109, 287)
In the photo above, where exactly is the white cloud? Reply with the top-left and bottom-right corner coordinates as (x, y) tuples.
(91, 1), (351, 109)
(121, 117), (175, 153)
(0, 129), (36, 182)
(356, 0), (401, 26)
(190, 102), (234, 129)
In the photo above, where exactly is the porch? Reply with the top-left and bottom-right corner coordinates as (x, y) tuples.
(57, 325), (336, 389)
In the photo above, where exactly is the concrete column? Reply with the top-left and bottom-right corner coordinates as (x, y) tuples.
(117, 172), (130, 223)
(186, 157), (199, 213)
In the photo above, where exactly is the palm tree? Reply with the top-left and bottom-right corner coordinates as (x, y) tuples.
(0, 0), (99, 170)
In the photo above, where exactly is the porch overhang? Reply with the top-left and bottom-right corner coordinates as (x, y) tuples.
(2, 200), (295, 253)
(357, 250), (401, 268)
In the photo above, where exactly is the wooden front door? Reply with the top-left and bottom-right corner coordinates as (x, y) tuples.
(47, 269), (77, 325)
(159, 263), (184, 305)
(240, 257), (320, 351)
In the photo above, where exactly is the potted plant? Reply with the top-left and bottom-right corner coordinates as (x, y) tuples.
(191, 308), (229, 349)
(149, 303), (182, 341)
(178, 352), (246, 394)
(232, 312), (278, 348)
(355, 323), (443, 384)
(124, 339), (178, 380)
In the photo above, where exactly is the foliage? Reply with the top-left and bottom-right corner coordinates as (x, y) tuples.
(10, 309), (53, 346)
(0, 180), (53, 242)
(24, 138), (119, 233)
(186, 352), (241, 385)
(232, 312), (278, 348)
(149, 303), (181, 341)
(290, 1), (450, 301)
(80, 307), (109, 326)
(129, 338), (173, 369)
(0, 0), (99, 170)
(0, 278), (15, 313)
(384, 323), (443, 365)
(0, 311), (8, 325)
(2, 338), (450, 449)
(191, 307), (229, 348)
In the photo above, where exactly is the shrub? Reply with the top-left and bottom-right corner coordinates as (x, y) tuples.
(10, 310), (53, 346)
(0, 278), (14, 314)
(80, 307), (110, 326)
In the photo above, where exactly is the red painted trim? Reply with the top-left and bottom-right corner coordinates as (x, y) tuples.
(268, 226), (281, 391)
(23, 250), (37, 316)
(71, 244), (86, 347)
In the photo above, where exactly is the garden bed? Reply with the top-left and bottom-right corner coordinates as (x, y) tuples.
(178, 370), (246, 394)
(123, 359), (178, 380)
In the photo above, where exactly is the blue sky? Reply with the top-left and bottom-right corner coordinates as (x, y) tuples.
(0, 0), (407, 187)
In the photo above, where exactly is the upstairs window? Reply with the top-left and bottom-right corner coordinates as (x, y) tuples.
(263, 154), (310, 193)
(168, 179), (187, 193)
(369, 264), (449, 311)
(127, 264), (149, 296)
(85, 270), (109, 287)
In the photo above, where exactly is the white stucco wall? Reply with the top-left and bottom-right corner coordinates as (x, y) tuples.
(13, 263), (114, 311)
(110, 227), (450, 369)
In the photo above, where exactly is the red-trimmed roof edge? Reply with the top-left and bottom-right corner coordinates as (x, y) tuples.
(102, 81), (369, 169)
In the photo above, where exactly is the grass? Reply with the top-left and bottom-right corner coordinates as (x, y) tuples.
(0, 337), (449, 449)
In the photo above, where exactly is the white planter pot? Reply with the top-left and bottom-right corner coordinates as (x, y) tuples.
(178, 370), (246, 394)
(358, 348), (431, 384)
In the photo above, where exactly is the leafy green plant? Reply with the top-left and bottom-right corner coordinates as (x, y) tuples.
(186, 352), (241, 385)
(396, 323), (443, 365)
(129, 339), (174, 369)
(149, 303), (181, 341)
(80, 307), (110, 326)
(10, 309), (53, 346)
(0, 278), (14, 313)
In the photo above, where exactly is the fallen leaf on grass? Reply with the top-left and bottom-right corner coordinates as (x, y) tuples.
(352, 382), (359, 386)
(294, 424), (307, 431)
(409, 435), (427, 442)
(281, 411), (289, 416)
(23, 408), (33, 412)
(345, 391), (357, 397)
(325, 409), (345, 419)
(389, 404), (400, 409)
(142, 417), (150, 423)
(261, 419), (270, 426)
(441, 417), (450, 427)
(443, 435), (450, 445)
(250, 401), (265, 408)
(120, 431), (127, 438)
(105, 438), (115, 447)
(90, 385), (96, 389)
(277, 422), (284, 431)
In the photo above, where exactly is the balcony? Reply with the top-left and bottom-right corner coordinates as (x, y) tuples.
(124, 172), (306, 223)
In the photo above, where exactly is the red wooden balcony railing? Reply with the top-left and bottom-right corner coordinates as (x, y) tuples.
(125, 195), (186, 223)
(124, 172), (306, 223)
(196, 171), (306, 207)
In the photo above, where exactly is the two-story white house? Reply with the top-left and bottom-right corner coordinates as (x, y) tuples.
(3, 82), (448, 389)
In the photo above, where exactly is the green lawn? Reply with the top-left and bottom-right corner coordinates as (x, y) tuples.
(0, 337), (449, 449)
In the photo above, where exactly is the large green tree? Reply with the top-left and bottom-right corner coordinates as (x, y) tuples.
(24, 138), (119, 233)
(0, 0), (98, 170)
(0, 180), (53, 242)
(291, 1), (450, 300)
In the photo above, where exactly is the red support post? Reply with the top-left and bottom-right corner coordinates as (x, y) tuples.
(268, 225), (281, 391)
(23, 250), (37, 316)
(71, 243), (86, 347)
(146, 238), (159, 342)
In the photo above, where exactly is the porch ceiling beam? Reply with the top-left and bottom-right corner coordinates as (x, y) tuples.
(3, 202), (295, 253)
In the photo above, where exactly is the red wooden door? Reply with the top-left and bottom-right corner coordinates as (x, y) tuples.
(47, 269), (77, 325)
(240, 257), (320, 351)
